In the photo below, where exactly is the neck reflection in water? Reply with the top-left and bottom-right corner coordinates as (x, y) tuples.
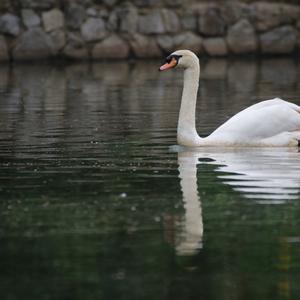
(175, 147), (300, 256)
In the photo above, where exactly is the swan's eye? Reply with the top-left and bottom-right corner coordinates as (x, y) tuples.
(165, 54), (182, 64)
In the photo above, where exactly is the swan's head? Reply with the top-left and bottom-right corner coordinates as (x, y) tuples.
(159, 50), (199, 71)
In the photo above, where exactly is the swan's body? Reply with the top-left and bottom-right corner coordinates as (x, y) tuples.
(159, 50), (300, 147)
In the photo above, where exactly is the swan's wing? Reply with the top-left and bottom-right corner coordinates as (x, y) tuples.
(210, 101), (300, 141)
(241, 98), (300, 113)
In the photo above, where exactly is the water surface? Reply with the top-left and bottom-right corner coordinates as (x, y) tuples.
(1, 58), (300, 300)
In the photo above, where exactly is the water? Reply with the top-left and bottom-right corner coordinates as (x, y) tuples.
(1, 58), (300, 300)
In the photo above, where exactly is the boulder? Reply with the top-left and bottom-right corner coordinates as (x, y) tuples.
(134, 0), (160, 7)
(19, 0), (57, 9)
(0, 13), (21, 36)
(173, 32), (203, 55)
(120, 5), (138, 34)
(49, 29), (66, 52)
(280, 4), (300, 25)
(203, 37), (228, 56)
(42, 8), (64, 32)
(92, 34), (129, 59)
(164, 0), (183, 7)
(161, 9), (180, 33)
(138, 11), (165, 34)
(13, 27), (55, 60)
(198, 7), (226, 36)
(220, 1), (244, 25)
(251, 2), (281, 32)
(66, 4), (86, 30)
(81, 17), (108, 42)
(156, 35), (174, 53)
(0, 35), (9, 61)
(21, 9), (40, 28)
(130, 34), (162, 58)
(63, 32), (89, 60)
(227, 19), (257, 54)
(260, 25), (297, 54)
(102, 0), (119, 7)
(181, 10), (198, 31)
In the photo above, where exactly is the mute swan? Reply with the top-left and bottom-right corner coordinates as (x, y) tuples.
(159, 50), (300, 147)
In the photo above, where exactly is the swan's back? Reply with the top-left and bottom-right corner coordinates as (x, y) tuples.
(210, 98), (300, 143)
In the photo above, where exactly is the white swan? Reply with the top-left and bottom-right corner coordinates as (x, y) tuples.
(159, 50), (300, 147)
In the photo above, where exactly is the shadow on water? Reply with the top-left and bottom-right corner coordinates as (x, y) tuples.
(0, 58), (300, 299)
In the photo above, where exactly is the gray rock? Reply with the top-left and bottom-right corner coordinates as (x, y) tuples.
(164, 0), (182, 7)
(138, 11), (165, 34)
(119, 4), (138, 34)
(181, 10), (197, 31)
(66, 4), (87, 30)
(102, 0), (119, 7)
(64, 44), (89, 60)
(260, 25), (297, 54)
(134, 0), (159, 7)
(21, 9), (40, 28)
(0, 35), (9, 61)
(227, 19), (257, 54)
(251, 2), (281, 32)
(198, 7), (226, 36)
(92, 34), (129, 59)
(130, 34), (162, 58)
(156, 35), (174, 53)
(13, 27), (55, 60)
(203, 37), (228, 56)
(220, 1), (243, 25)
(280, 4), (300, 25)
(0, 13), (21, 36)
(86, 7), (98, 17)
(173, 32), (203, 55)
(81, 17), (108, 42)
(161, 9), (180, 33)
(19, 0), (57, 9)
(63, 32), (89, 60)
(42, 8), (64, 32)
(49, 29), (66, 52)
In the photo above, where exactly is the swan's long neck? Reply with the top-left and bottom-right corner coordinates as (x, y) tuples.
(177, 63), (202, 146)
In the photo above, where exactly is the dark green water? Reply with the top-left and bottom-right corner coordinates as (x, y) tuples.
(1, 58), (300, 300)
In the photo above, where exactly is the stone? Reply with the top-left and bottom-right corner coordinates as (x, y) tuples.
(251, 2), (281, 32)
(92, 34), (129, 59)
(119, 4), (138, 34)
(203, 37), (227, 56)
(220, 1), (243, 25)
(130, 34), (162, 58)
(0, 35), (9, 61)
(81, 17), (108, 42)
(138, 11), (165, 34)
(66, 4), (86, 30)
(198, 7), (226, 36)
(21, 9), (40, 28)
(19, 0), (57, 9)
(102, 0), (118, 7)
(161, 9), (180, 33)
(164, 0), (182, 7)
(227, 19), (257, 54)
(63, 32), (89, 59)
(13, 27), (55, 60)
(173, 32), (203, 54)
(156, 35), (174, 53)
(280, 4), (300, 25)
(260, 25), (297, 54)
(0, 13), (20, 36)
(181, 10), (197, 31)
(49, 29), (66, 51)
(86, 7), (98, 17)
(134, 0), (159, 7)
(42, 8), (64, 32)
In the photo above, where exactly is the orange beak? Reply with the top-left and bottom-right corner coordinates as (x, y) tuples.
(159, 58), (177, 71)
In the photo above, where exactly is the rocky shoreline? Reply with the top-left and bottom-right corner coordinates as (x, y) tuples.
(0, 0), (299, 61)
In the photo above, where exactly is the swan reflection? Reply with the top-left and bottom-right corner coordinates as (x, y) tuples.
(175, 147), (300, 256)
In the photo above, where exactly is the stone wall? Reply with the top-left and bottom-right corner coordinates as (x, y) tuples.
(0, 0), (299, 61)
